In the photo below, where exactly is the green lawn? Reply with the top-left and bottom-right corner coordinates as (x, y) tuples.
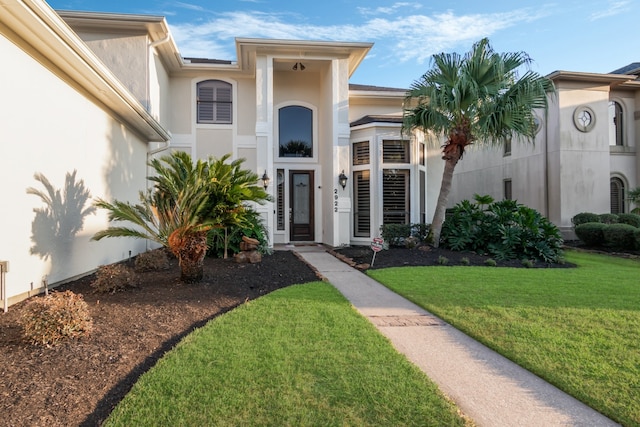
(105, 282), (466, 427)
(369, 250), (640, 427)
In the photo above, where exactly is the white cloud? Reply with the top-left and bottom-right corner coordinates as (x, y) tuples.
(589, 0), (631, 20)
(357, 2), (422, 16)
(169, 8), (545, 64)
(173, 2), (206, 12)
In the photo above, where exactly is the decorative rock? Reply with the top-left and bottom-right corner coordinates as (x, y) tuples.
(239, 241), (258, 251)
(242, 236), (260, 245)
(235, 236), (263, 263)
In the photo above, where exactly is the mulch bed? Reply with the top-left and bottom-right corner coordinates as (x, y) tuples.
(0, 251), (319, 427)
(332, 244), (576, 269)
(1, 242), (626, 427)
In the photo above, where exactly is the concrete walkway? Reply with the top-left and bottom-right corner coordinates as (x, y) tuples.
(290, 245), (619, 427)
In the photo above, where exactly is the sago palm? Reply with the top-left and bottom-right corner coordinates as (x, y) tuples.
(92, 152), (269, 282)
(93, 152), (214, 282)
(204, 154), (271, 258)
(403, 38), (555, 247)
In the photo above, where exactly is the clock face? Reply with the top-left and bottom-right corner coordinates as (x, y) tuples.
(573, 106), (596, 132)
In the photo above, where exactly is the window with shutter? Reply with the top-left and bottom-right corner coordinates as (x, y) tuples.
(353, 141), (370, 165)
(611, 177), (625, 214)
(383, 140), (409, 163)
(353, 170), (370, 237)
(383, 169), (409, 224)
(277, 170), (285, 230)
(197, 80), (232, 124)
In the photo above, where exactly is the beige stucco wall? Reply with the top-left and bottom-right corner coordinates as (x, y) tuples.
(0, 35), (150, 305)
(76, 31), (149, 109)
(446, 76), (639, 237)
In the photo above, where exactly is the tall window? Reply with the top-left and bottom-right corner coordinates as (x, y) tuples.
(504, 179), (512, 200)
(279, 106), (313, 157)
(197, 80), (232, 124)
(383, 169), (410, 224)
(276, 169), (285, 230)
(611, 177), (625, 214)
(353, 170), (371, 237)
(503, 137), (512, 156)
(609, 101), (623, 146)
(420, 170), (426, 223)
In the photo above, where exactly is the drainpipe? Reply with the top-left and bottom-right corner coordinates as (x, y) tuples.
(145, 35), (173, 251)
(1, 261), (8, 313)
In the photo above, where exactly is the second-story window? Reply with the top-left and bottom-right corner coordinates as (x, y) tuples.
(197, 80), (232, 124)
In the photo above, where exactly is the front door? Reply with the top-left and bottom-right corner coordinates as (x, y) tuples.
(290, 170), (314, 241)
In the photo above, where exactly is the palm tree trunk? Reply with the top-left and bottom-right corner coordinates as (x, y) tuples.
(171, 231), (208, 283)
(430, 156), (460, 248)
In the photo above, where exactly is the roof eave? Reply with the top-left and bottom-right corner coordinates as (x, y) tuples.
(3, 0), (169, 141)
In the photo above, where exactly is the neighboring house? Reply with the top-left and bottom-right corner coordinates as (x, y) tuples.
(0, 0), (440, 308)
(447, 67), (640, 238)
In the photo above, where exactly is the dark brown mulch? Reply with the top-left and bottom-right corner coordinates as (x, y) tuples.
(332, 244), (575, 270)
(0, 251), (320, 427)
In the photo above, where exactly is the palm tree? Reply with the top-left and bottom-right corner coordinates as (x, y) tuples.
(92, 152), (268, 282)
(203, 154), (271, 258)
(403, 38), (555, 247)
(628, 187), (640, 214)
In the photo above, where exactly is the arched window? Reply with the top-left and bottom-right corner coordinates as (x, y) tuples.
(197, 80), (232, 124)
(610, 177), (625, 214)
(278, 106), (313, 157)
(609, 101), (623, 146)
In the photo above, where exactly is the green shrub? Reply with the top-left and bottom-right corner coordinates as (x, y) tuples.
(616, 213), (640, 228)
(21, 291), (93, 346)
(208, 208), (269, 258)
(571, 212), (601, 227)
(437, 255), (449, 265)
(380, 224), (412, 246)
(574, 222), (607, 246)
(603, 223), (637, 250)
(411, 223), (431, 242)
(91, 264), (138, 294)
(460, 257), (470, 266)
(404, 236), (419, 249)
(635, 229), (640, 250)
(380, 223), (431, 247)
(484, 258), (497, 267)
(441, 199), (563, 262)
(598, 213), (619, 224)
(134, 248), (169, 272)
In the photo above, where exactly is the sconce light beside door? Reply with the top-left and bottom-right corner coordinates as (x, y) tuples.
(338, 170), (348, 190)
(261, 171), (270, 190)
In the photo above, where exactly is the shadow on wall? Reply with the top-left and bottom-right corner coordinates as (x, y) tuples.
(103, 122), (140, 203)
(27, 171), (96, 282)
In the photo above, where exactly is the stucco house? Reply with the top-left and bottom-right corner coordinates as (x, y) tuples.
(446, 67), (640, 238)
(1, 0), (443, 308)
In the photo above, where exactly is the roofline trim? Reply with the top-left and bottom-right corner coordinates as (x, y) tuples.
(2, 0), (169, 141)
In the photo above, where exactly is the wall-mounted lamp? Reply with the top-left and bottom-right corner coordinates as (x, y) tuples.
(292, 62), (305, 71)
(338, 170), (348, 190)
(261, 171), (270, 190)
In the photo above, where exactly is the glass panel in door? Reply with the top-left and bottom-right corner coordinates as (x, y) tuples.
(290, 171), (314, 241)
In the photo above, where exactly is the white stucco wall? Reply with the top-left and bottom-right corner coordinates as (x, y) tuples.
(0, 34), (149, 305)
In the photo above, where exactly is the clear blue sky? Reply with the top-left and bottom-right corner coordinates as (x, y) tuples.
(47, 0), (639, 89)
